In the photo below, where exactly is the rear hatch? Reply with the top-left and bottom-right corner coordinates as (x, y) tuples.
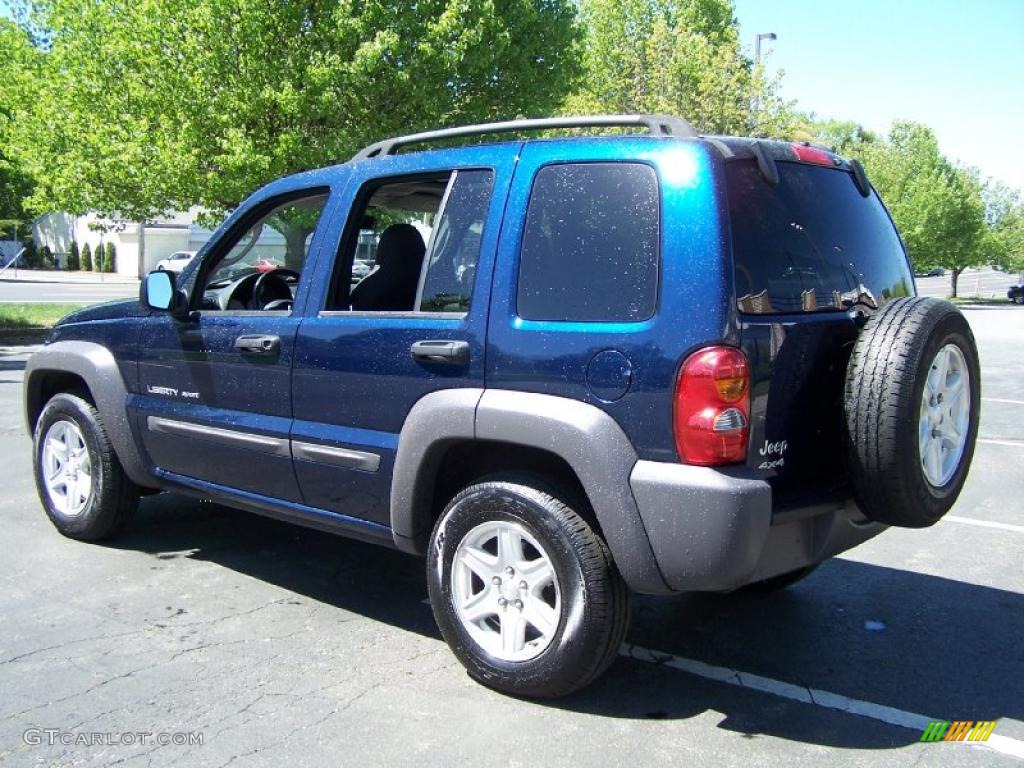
(723, 144), (915, 511)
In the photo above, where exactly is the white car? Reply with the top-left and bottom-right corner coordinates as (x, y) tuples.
(155, 250), (197, 272)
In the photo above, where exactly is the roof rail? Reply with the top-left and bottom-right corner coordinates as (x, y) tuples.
(351, 114), (698, 161)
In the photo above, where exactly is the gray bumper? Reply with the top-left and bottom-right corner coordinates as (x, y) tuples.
(630, 460), (884, 592)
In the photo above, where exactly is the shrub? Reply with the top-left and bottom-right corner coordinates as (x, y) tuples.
(40, 245), (55, 270)
(81, 242), (93, 271)
(69, 241), (80, 270)
(104, 242), (116, 273)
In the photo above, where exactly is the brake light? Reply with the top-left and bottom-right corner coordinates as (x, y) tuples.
(790, 143), (835, 167)
(674, 346), (751, 466)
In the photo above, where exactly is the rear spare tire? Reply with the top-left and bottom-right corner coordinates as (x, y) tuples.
(844, 297), (979, 528)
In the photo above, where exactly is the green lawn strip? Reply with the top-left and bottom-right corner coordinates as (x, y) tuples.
(0, 303), (87, 329)
(948, 296), (1016, 307)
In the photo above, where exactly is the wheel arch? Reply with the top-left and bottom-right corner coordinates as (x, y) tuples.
(25, 341), (156, 488)
(390, 389), (670, 594)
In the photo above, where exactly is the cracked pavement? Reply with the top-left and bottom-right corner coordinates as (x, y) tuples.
(1, 308), (1022, 767)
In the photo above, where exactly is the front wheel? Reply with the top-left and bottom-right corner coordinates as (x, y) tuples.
(33, 393), (139, 541)
(427, 476), (630, 699)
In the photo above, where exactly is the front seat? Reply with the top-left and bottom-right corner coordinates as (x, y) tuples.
(349, 224), (426, 311)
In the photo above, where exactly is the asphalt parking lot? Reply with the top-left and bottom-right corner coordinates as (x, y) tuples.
(1, 306), (1021, 767)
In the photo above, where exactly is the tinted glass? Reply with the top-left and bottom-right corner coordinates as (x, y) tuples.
(419, 169), (494, 312)
(727, 160), (913, 314)
(518, 163), (660, 322)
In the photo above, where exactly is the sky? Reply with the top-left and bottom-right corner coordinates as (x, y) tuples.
(733, 0), (1024, 191)
(4, 0), (1022, 190)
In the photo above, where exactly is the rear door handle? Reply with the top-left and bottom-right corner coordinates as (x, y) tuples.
(234, 334), (280, 355)
(410, 340), (470, 365)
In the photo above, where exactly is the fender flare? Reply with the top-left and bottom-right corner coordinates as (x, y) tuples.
(390, 388), (670, 594)
(24, 341), (155, 488)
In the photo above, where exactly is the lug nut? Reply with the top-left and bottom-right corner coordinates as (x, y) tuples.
(505, 567), (515, 576)
(513, 599), (523, 610)
(492, 576), (502, 586)
(498, 597), (508, 607)
(519, 581), (528, 590)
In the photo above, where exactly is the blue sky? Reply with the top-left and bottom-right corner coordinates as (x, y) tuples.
(733, 0), (1024, 190)
(4, 0), (1022, 190)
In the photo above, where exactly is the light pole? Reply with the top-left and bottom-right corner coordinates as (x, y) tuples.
(755, 32), (777, 64)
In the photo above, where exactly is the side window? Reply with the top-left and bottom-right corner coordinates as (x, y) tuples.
(200, 192), (329, 311)
(328, 169), (494, 313)
(517, 163), (660, 322)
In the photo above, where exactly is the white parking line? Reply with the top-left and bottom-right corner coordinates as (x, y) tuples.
(978, 438), (1024, 448)
(984, 398), (1024, 406)
(621, 644), (1024, 760)
(945, 516), (1024, 534)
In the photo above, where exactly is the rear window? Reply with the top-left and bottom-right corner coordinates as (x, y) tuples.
(517, 163), (659, 322)
(727, 160), (913, 314)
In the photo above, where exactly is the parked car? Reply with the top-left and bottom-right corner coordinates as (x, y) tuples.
(1009, 283), (1024, 304)
(24, 116), (981, 699)
(914, 266), (946, 277)
(154, 250), (197, 272)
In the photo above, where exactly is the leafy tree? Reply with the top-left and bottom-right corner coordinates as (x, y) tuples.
(69, 240), (80, 270)
(859, 122), (986, 297)
(0, 20), (39, 225)
(104, 241), (116, 273)
(81, 241), (93, 271)
(983, 182), (1024, 277)
(568, 0), (796, 136)
(809, 117), (878, 156)
(7, 0), (581, 227)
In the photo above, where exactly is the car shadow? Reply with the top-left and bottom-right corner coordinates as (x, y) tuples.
(112, 493), (1022, 750)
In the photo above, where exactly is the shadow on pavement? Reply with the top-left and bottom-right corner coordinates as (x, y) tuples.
(111, 492), (1021, 751)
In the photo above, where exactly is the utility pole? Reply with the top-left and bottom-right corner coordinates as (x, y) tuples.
(755, 32), (777, 65)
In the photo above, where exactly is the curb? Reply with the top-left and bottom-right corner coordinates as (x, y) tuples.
(0, 328), (50, 346)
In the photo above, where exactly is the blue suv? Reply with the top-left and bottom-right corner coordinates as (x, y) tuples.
(25, 115), (981, 698)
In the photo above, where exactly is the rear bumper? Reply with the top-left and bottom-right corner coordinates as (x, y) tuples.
(629, 460), (884, 592)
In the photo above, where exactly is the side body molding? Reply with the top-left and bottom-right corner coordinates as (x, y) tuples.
(390, 388), (670, 594)
(24, 341), (155, 488)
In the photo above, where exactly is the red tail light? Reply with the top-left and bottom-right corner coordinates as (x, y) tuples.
(790, 143), (835, 167)
(674, 346), (751, 466)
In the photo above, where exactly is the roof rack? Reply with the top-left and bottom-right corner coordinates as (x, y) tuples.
(351, 114), (698, 161)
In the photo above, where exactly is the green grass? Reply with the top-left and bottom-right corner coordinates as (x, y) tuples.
(0, 303), (86, 330)
(949, 296), (1015, 306)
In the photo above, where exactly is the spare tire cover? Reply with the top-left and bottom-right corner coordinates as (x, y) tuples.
(844, 297), (980, 528)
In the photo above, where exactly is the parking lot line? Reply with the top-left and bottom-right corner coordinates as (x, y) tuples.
(621, 644), (1024, 760)
(945, 515), (1024, 534)
(977, 438), (1024, 448)
(983, 398), (1024, 406)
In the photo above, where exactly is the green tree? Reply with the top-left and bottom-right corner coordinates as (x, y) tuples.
(81, 241), (93, 271)
(860, 122), (986, 297)
(7, 0), (581, 225)
(983, 182), (1024, 277)
(104, 241), (116, 273)
(0, 20), (39, 226)
(69, 240), (80, 270)
(809, 117), (878, 156)
(568, 0), (795, 136)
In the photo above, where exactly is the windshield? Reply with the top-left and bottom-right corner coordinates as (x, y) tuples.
(727, 160), (914, 314)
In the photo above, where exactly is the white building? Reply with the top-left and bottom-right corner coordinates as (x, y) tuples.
(32, 208), (218, 278)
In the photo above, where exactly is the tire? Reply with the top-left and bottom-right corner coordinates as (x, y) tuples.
(741, 564), (819, 593)
(427, 475), (631, 699)
(33, 393), (139, 541)
(844, 298), (980, 528)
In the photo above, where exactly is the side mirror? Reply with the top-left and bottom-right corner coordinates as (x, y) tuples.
(142, 270), (188, 316)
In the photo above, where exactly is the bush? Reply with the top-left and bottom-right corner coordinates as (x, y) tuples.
(69, 241), (80, 270)
(81, 242), (93, 271)
(104, 242), (116, 273)
(40, 245), (55, 270)
(20, 240), (38, 268)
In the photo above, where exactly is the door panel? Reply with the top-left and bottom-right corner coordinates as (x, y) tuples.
(291, 146), (518, 525)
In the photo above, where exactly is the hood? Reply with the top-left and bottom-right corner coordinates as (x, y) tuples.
(55, 298), (149, 326)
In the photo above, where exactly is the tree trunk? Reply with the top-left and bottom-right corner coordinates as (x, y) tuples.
(950, 267), (963, 298)
(281, 224), (314, 271)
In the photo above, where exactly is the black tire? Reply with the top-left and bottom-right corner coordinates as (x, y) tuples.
(741, 564), (819, 593)
(33, 393), (139, 541)
(427, 475), (631, 699)
(844, 298), (980, 528)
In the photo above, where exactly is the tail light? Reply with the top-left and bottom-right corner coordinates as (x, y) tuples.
(674, 346), (751, 466)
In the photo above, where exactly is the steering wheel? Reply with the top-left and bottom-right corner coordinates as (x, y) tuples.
(251, 268), (300, 310)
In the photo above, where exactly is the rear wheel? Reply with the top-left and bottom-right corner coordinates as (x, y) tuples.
(844, 298), (980, 528)
(427, 475), (630, 699)
(33, 393), (139, 541)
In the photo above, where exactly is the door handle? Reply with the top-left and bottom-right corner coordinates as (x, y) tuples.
(234, 334), (281, 355)
(410, 340), (470, 365)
